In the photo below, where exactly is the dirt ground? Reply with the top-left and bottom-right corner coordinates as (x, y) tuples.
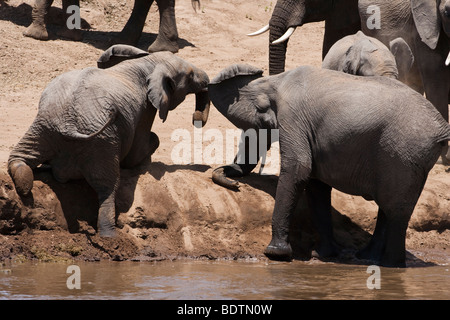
(0, 0), (449, 267)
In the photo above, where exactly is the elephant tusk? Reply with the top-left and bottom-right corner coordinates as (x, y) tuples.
(272, 27), (296, 44)
(247, 24), (269, 37)
(446, 51), (450, 66)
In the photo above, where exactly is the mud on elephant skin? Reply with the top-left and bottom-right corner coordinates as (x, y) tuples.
(23, 0), (201, 53)
(322, 31), (414, 80)
(208, 63), (450, 267)
(8, 44), (210, 238)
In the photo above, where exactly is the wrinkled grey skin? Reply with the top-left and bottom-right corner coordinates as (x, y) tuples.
(359, 0), (450, 165)
(23, 0), (200, 53)
(322, 31), (414, 80)
(209, 64), (450, 267)
(258, 0), (361, 75)
(8, 45), (210, 237)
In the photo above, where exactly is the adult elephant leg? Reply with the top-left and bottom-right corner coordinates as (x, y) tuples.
(305, 179), (339, 259)
(149, 0), (179, 53)
(118, 0), (154, 46)
(23, 0), (54, 40)
(57, 0), (82, 41)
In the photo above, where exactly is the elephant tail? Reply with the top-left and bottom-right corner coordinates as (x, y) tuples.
(61, 107), (118, 141)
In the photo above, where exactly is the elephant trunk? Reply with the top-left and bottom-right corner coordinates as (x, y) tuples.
(269, 15), (291, 75)
(268, 0), (307, 75)
(192, 88), (210, 127)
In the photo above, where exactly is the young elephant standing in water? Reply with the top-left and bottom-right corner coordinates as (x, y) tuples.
(8, 45), (210, 237)
(209, 64), (450, 267)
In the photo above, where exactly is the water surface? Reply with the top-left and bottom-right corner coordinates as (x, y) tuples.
(1, 259), (449, 300)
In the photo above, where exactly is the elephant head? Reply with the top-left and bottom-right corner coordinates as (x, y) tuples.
(208, 64), (277, 189)
(98, 44), (210, 126)
(322, 31), (414, 81)
(248, 0), (360, 75)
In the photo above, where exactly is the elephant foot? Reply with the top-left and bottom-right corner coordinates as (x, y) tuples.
(8, 160), (34, 196)
(264, 238), (292, 261)
(23, 23), (49, 40)
(148, 36), (179, 53)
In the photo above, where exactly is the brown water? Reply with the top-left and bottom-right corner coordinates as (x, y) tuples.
(0, 259), (449, 300)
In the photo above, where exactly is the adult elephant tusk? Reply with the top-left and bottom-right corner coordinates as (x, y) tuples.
(446, 51), (450, 66)
(272, 27), (296, 44)
(247, 24), (270, 36)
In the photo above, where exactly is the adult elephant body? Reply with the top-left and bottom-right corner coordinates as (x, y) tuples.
(249, 0), (361, 75)
(209, 64), (450, 267)
(8, 45), (210, 237)
(359, 0), (450, 164)
(24, 0), (200, 53)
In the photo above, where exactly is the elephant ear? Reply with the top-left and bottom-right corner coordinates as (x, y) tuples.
(389, 37), (415, 80)
(97, 44), (149, 68)
(411, 0), (441, 50)
(147, 64), (175, 123)
(209, 64), (265, 130)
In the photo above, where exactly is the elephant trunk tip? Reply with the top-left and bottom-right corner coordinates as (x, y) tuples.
(212, 167), (240, 190)
(193, 88), (210, 127)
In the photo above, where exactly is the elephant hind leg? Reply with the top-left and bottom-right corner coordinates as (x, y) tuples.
(356, 208), (387, 263)
(8, 126), (53, 196)
(83, 154), (121, 237)
(8, 160), (34, 196)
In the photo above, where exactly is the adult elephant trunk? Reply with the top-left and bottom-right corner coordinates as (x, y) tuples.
(269, 18), (291, 75)
(268, 1), (304, 75)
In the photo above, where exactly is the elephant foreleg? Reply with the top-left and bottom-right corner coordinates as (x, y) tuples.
(264, 163), (310, 261)
(23, 0), (54, 40)
(149, 0), (179, 53)
(121, 107), (159, 169)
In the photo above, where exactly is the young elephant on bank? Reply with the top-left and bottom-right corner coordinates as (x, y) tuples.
(8, 45), (210, 237)
(209, 64), (450, 267)
(322, 31), (414, 82)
